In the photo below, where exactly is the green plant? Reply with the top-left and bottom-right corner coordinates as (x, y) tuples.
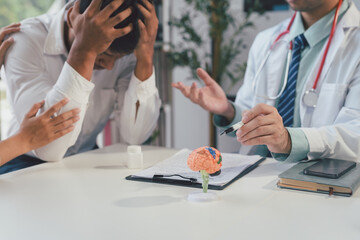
(169, 0), (264, 88)
(0, 0), (52, 26)
(169, 0), (264, 146)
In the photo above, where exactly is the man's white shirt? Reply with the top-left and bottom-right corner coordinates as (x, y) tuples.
(3, 4), (161, 161)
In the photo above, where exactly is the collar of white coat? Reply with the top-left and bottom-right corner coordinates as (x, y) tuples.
(43, 1), (74, 57)
(341, 0), (360, 28)
(281, 0), (359, 44)
(289, 0), (349, 48)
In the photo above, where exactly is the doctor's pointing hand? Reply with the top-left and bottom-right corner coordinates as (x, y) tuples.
(172, 68), (291, 154)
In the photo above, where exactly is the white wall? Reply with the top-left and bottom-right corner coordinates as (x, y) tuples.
(172, 67), (210, 150)
(355, 0), (360, 8)
(170, 0), (210, 149)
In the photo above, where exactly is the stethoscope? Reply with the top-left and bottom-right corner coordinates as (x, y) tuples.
(252, 0), (343, 108)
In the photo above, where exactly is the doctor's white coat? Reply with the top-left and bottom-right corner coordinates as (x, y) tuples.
(235, 1), (360, 161)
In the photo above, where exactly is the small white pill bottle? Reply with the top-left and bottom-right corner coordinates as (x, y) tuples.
(127, 145), (143, 169)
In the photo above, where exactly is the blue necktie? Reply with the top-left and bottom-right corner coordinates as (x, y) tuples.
(277, 34), (308, 127)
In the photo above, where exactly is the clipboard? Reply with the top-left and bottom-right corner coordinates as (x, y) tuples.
(126, 149), (266, 190)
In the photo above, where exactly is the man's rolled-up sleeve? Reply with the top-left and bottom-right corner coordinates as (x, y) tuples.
(4, 31), (94, 161)
(117, 69), (161, 145)
(35, 63), (94, 161)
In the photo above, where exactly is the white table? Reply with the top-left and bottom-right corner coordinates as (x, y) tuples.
(1, 144), (359, 240)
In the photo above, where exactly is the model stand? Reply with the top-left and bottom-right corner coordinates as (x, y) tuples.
(187, 146), (222, 202)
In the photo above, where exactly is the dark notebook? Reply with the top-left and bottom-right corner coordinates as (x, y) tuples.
(278, 160), (360, 197)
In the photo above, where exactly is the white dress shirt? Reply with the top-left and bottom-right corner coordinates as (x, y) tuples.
(3, 4), (161, 161)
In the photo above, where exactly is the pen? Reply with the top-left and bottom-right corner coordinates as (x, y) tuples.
(153, 174), (198, 182)
(219, 121), (244, 136)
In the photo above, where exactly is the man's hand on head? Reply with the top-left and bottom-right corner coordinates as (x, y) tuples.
(67, 0), (133, 80)
(134, 0), (159, 81)
(70, 0), (132, 56)
(236, 103), (292, 154)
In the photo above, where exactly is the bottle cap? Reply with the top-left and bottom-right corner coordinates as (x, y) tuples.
(127, 145), (142, 154)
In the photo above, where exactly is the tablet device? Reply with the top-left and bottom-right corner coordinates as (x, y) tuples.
(303, 159), (356, 179)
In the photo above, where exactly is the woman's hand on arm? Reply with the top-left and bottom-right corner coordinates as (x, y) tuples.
(0, 23), (21, 66)
(0, 99), (80, 166)
(18, 98), (81, 151)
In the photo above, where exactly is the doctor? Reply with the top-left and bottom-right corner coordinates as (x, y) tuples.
(173, 0), (360, 162)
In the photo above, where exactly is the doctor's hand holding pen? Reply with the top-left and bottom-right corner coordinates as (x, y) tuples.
(236, 104), (291, 154)
(0, 23), (21, 66)
(172, 68), (292, 154)
(0, 99), (80, 166)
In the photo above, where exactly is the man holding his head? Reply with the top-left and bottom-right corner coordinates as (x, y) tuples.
(1, 0), (161, 174)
